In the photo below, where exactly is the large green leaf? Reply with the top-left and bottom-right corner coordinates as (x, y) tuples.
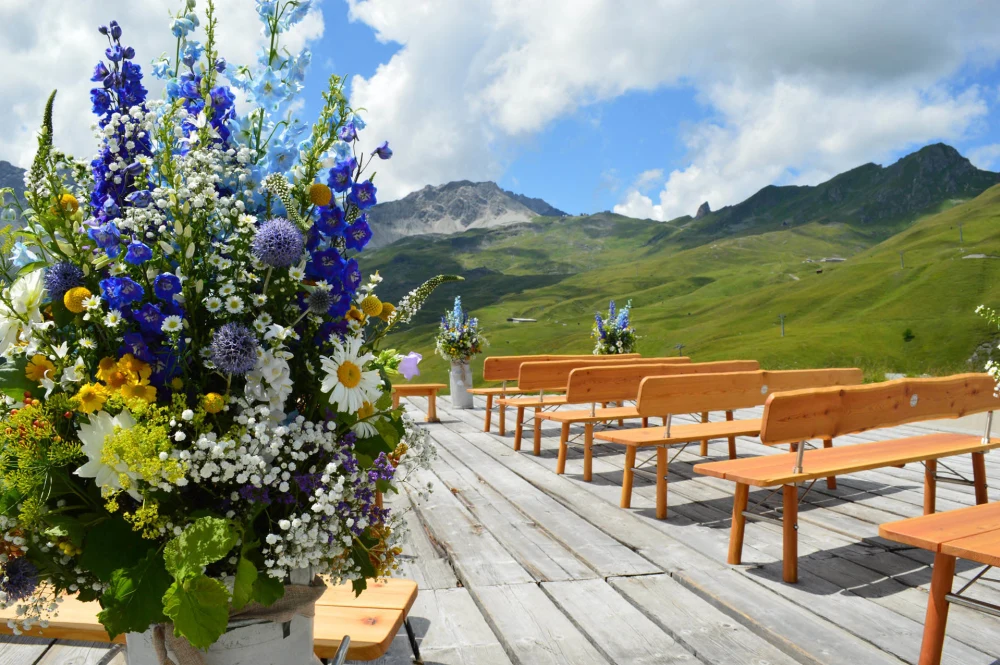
(97, 549), (171, 639)
(78, 517), (151, 582)
(251, 573), (285, 607)
(231, 556), (257, 612)
(0, 356), (35, 401)
(162, 575), (230, 649)
(43, 514), (85, 548)
(163, 517), (237, 580)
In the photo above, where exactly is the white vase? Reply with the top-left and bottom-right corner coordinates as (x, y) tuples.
(125, 616), (321, 665)
(450, 360), (474, 409)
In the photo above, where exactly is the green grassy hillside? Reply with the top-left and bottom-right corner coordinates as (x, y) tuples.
(369, 184), (1000, 386)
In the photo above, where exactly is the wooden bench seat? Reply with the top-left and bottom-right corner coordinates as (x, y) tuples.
(592, 369), (863, 519)
(880, 503), (1000, 665)
(0, 578), (419, 662)
(694, 374), (1000, 584)
(392, 383), (447, 422)
(474, 354), (637, 433)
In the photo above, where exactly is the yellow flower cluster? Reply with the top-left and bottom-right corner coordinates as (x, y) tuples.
(73, 354), (158, 414)
(100, 412), (185, 497)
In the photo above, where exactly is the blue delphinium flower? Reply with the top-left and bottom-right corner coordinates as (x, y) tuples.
(181, 40), (204, 67)
(337, 121), (358, 142)
(154, 273), (182, 302)
(342, 258), (362, 291)
(344, 217), (372, 251)
(327, 157), (355, 193)
(252, 218), (304, 268)
(371, 141), (392, 160)
(44, 262), (85, 300)
(595, 313), (606, 339)
(253, 67), (288, 108)
(316, 204), (347, 237)
(101, 276), (144, 309)
(0, 558), (38, 602)
(608, 300), (616, 320)
(135, 302), (165, 334)
(124, 239), (153, 265)
(308, 247), (346, 283)
(348, 180), (377, 210)
(9, 241), (39, 269)
(122, 332), (155, 363)
(87, 222), (122, 258)
(211, 323), (259, 375)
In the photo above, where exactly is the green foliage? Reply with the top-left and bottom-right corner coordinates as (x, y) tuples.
(163, 574), (231, 648)
(0, 356), (35, 401)
(163, 516), (238, 580)
(251, 572), (286, 607)
(231, 556), (257, 611)
(903, 328), (916, 343)
(97, 549), (171, 638)
(79, 517), (152, 582)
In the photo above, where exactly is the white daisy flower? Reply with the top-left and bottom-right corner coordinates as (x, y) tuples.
(289, 265), (306, 281)
(320, 337), (382, 414)
(219, 283), (236, 297)
(252, 294), (267, 306)
(161, 315), (184, 334)
(104, 310), (123, 328)
(82, 295), (102, 311)
(79, 338), (96, 350)
(204, 296), (223, 313)
(225, 296), (244, 314)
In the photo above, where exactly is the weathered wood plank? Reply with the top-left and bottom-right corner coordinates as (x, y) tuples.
(402, 588), (512, 665)
(34, 642), (114, 665)
(608, 574), (804, 665)
(542, 579), (695, 664)
(385, 492), (460, 590)
(0, 636), (52, 665)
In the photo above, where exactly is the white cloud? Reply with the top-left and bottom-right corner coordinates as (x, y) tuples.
(345, 0), (1000, 205)
(0, 1), (323, 168)
(969, 143), (1000, 171)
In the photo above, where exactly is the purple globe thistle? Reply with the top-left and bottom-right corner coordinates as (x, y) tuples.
(306, 288), (335, 315)
(1, 557), (38, 602)
(251, 218), (304, 268)
(44, 262), (85, 299)
(210, 323), (259, 375)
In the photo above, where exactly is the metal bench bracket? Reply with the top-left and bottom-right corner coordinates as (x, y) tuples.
(947, 565), (1000, 618)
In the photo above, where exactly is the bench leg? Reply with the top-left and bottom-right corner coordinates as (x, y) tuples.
(924, 459), (937, 515)
(584, 424), (594, 482)
(427, 393), (439, 423)
(392, 393), (400, 409)
(499, 401), (506, 436)
(700, 411), (709, 456)
(513, 407), (525, 451)
(783, 484), (799, 584)
(728, 483), (749, 565)
(823, 438), (837, 489)
(972, 452), (989, 505)
(656, 446), (668, 520)
(533, 407), (542, 456)
(484, 394), (493, 432)
(642, 417), (649, 427)
(726, 410), (736, 459)
(621, 448), (636, 509)
(919, 552), (956, 665)
(556, 423), (570, 474)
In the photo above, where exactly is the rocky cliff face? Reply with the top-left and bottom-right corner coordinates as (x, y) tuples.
(695, 201), (711, 218)
(366, 181), (566, 248)
(0, 161), (25, 204)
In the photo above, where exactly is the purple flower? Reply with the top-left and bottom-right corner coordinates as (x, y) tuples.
(342, 258), (362, 291)
(154, 273), (182, 302)
(0, 558), (38, 602)
(316, 204), (347, 237)
(87, 222), (122, 258)
(124, 239), (153, 264)
(399, 352), (422, 380)
(306, 289), (335, 315)
(328, 158), (356, 193)
(100, 276), (144, 309)
(135, 302), (164, 334)
(251, 217), (304, 268)
(344, 217), (372, 251)
(309, 247), (346, 282)
(337, 121), (358, 142)
(122, 332), (155, 363)
(348, 180), (377, 210)
(371, 141), (392, 160)
(210, 323), (259, 375)
(44, 262), (85, 300)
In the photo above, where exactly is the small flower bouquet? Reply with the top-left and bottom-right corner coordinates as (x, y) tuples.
(0, 0), (455, 652)
(435, 297), (487, 363)
(593, 300), (637, 355)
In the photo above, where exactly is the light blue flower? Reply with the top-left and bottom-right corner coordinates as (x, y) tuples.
(171, 17), (195, 38)
(9, 242), (39, 269)
(151, 57), (171, 80)
(286, 50), (311, 84)
(282, 0), (312, 28)
(182, 40), (204, 67)
(252, 67), (288, 108)
(332, 141), (352, 161)
(350, 114), (366, 130)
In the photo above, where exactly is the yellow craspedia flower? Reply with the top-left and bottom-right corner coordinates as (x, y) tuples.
(52, 193), (79, 215)
(24, 355), (55, 383)
(170, 377), (184, 390)
(63, 286), (92, 314)
(360, 295), (383, 317)
(308, 183), (333, 207)
(203, 392), (225, 414)
(378, 302), (396, 321)
(74, 383), (107, 414)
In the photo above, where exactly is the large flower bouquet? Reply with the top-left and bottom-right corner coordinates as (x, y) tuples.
(593, 300), (637, 355)
(435, 297), (487, 363)
(0, 1), (454, 648)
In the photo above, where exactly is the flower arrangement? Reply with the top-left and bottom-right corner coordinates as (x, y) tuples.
(593, 300), (637, 355)
(0, 1), (456, 648)
(435, 296), (487, 363)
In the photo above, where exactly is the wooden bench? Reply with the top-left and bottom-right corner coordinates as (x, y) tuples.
(469, 354), (638, 434)
(0, 578), (419, 662)
(595, 369), (863, 519)
(392, 383), (447, 422)
(880, 502), (1000, 665)
(695, 374), (1000, 584)
(500, 356), (691, 453)
(536, 360), (760, 477)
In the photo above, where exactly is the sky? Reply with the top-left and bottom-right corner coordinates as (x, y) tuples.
(4, 1), (1000, 221)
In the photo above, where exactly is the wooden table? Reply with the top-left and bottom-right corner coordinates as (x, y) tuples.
(392, 383), (446, 422)
(880, 502), (1000, 665)
(0, 578), (418, 662)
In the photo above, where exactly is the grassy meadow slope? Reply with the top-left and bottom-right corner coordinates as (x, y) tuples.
(370, 185), (1000, 385)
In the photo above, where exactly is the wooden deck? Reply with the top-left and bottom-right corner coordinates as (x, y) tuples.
(3, 395), (1000, 664)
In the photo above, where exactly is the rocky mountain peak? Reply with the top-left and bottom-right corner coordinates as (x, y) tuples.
(695, 201), (711, 218)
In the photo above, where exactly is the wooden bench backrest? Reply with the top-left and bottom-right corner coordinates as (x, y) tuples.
(565, 360), (760, 404)
(518, 357), (691, 392)
(635, 368), (863, 417)
(759, 373), (1000, 444)
(481, 354), (638, 382)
